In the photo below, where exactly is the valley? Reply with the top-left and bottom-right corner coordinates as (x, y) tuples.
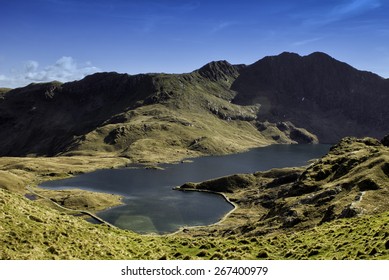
(0, 52), (388, 260)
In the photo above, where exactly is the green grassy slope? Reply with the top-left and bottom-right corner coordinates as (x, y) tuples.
(0, 88), (11, 95)
(1, 187), (388, 260)
(60, 69), (309, 162)
(0, 136), (388, 260)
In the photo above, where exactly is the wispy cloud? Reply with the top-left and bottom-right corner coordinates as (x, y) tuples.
(292, 37), (323, 46)
(210, 21), (238, 33)
(0, 57), (100, 88)
(303, 0), (382, 26)
(332, 0), (381, 16)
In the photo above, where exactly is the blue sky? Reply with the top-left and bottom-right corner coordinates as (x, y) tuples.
(1, 0), (388, 88)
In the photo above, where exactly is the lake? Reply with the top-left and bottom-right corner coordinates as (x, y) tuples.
(40, 144), (330, 234)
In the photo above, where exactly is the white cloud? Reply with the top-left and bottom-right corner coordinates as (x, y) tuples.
(25, 60), (39, 73)
(0, 56), (100, 88)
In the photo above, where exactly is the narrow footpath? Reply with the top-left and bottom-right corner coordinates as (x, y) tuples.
(26, 185), (117, 228)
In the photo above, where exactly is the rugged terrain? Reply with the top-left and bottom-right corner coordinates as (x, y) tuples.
(1, 52), (388, 160)
(1, 136), (388, 260)
(0, 60), (316, 162)
(0, 52), (388, 260)
(178, 136), (389, 239)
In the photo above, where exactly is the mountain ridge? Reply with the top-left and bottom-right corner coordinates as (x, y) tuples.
(0, 51), (387, 159)
(1, 52), (389, 260)
(231, 52), (389, 142)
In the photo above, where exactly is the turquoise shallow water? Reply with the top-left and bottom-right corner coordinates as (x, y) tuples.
(40, 144), (330, 234)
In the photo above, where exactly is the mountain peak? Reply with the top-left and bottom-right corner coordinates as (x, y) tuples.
(278, 51), (301, 58)
(231, 51), (389, 142)
(306, 51), (333, 59)
(263, 51), (335, 64)
(196, 60), (244, 82)
(262, 52), (302, 62)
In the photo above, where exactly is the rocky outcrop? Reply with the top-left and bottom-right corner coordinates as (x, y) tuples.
(180, 174), (256, 193)
(255, 121), (318, 144)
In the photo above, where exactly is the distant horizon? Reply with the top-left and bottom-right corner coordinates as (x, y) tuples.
(2, 1), (389, 88)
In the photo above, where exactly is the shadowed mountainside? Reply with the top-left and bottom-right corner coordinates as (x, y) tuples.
(0, 75), (156, 156)
(0, 60), (316, 160)
(231, 52), (389, 142)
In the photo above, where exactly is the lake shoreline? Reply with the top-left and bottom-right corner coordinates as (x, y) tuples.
(169, 187), (238, 235)
(38, 144), (330, 234)
(28, 144), (272, 219)
(0, 144), (270, 234)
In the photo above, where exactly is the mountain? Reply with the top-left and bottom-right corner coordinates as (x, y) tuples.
(231, 52), (389, 143)
(1, 52), (389, 260)
(0, 52), (387, 159)
(0, 60), (315, 160)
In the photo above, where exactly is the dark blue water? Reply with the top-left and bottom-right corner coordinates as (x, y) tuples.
(40, 144), (330, 234)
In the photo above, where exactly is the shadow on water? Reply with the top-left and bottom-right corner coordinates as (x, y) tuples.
(40, 144), (330, 234)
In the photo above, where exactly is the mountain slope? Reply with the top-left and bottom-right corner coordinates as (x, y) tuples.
(0, 52), (388, 159)
(0, 60), (315, 161)
(178, 135), (389, 238)
(231, 52), (389, 142)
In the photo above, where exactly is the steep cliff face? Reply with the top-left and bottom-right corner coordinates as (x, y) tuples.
(231, 52), (389, 142)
